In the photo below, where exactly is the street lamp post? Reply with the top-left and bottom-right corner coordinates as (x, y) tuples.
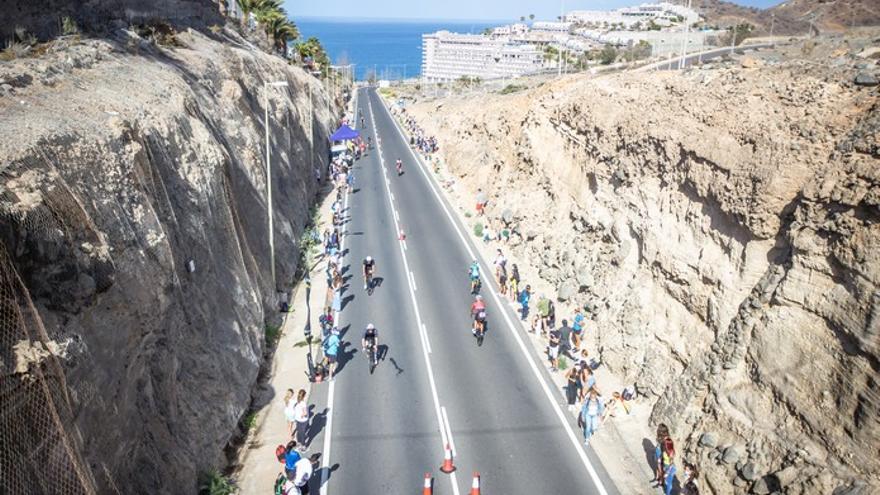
(265, 80), (289, 288)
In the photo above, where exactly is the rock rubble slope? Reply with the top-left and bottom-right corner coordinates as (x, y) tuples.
(0, 28), (335, 493)
(407, 37), (879, 494)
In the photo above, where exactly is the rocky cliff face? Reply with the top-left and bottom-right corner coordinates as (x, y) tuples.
(0, 27), (335, 493)
(407, 40), (879, 494)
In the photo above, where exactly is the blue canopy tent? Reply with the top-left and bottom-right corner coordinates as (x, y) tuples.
(330, 124), (360, 141)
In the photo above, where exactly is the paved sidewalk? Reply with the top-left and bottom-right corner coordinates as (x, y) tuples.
(234, 183), (337, 494)
(384, 100), (657, 494)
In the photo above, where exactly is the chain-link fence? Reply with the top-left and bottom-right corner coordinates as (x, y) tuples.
(0, 241), (98, 495)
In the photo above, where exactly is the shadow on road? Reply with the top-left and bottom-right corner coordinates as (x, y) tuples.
(340, 294), (355, 311)
(306, 406), (329, 449)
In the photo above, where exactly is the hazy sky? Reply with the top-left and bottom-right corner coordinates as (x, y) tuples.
(286, 0), (781, 21)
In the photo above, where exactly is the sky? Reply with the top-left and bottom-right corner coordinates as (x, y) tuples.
(285, 0), (783, 22)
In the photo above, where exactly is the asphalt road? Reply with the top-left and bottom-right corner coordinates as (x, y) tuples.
(307, 87), (618, 495)
(654, 43), (773, 70)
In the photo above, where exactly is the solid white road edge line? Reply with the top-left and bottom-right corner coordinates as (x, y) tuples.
(441, 406), (457, 458)
(420, 323), (433, 354)
(368, 94), (461, 495)
(320, 89), (360, 495)
(376, 90), (611, 495)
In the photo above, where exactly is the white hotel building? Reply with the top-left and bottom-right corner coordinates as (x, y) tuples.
(421, 31), (546, 82)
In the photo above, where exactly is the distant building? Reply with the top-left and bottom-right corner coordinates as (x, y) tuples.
(531, 21), (573, 33)
(421, 31), (546, 82)
(568, 2), (699, 29)
(492, 23), (529, 36)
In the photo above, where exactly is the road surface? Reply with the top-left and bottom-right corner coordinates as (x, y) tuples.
(306, 87), (619, 495)
(651, 43), (773, 71)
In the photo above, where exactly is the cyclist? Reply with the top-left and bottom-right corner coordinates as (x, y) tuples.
(367, 136), (373, 149)
(360, 116), (366, 128)
(470, 295), (486, 334)
(396, 158), (403, 175)
(363, 255), (376, 291)
(468, 260), (481, 294)
(362, 323), (379, 358)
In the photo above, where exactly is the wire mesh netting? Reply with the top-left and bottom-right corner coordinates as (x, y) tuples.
(0, 241), (98, 494)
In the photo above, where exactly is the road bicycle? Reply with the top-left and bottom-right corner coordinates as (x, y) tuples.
(470, 276), (481, 295)
(474, 319), (487, 347)
(365, 271), (374, 296)
(366, 343), (378, 374)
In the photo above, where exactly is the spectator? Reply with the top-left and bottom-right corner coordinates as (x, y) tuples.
(653, 423), (671, 488)
(283, 389), (296, 437)
(283, 440), (301, 480)
(602, 391), (631, 419)
(581, 366), (596, 401)
(558, 319), (573, 358)
(571, 309), (585, 351)
(498, 264), (508, 296)
(476, 188), (488, 216)
(293, 389), (310, 449)
(319, 307), (334, 338)
(662, 438), (677, 495)
(565, 366), (580, 410)
(323, 328), (340, 380)
(509, 264), (520, 302)
(493, 249), (506, 282)
(579, 387), (604, 445)
(536, 294), (551, 334)
(682, 461), (699, 495)
(547, 326), (560, 372)
(518, 284), (532, 321)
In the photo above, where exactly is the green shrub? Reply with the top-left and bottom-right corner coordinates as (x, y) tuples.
(473, 222), (483, 237)
(464, 212), (472, 218)
(243, 412), (257, 430)
(61, 16), (79, 36)
(499, 84), (526, 95)
(265, 324), (281, 345)
(199, 470), (236, 495)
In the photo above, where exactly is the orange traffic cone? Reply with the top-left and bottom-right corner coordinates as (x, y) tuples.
(422, 473), (432, 495)
(470, 472), (481, 495)
(398, 228), (406, 240)
(439, 444), (455, 473)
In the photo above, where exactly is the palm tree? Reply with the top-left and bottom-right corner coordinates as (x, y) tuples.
(529, 14), (535, 21)
(520, 16), (526, 22)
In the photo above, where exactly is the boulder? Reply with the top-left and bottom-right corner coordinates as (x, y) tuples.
(699, 432), (718, 448)
(722, 446), (740, 464)
(740, 462), (758, 481)
(576, 270), (594, 289)
(854, 72), (878, 86)
(557, 278), (578, 302)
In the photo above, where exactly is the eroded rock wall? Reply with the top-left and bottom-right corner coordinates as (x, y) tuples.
(408, 53), (879, 493)
(0, 28), (335, 493)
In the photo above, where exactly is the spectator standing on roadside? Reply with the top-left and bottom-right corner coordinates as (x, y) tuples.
(558, 319), (573, 358)
(547, 326), (561, 372)
(476, 189), (488, 216)
(662, 438), (677, 495)
(536, 294), (551, 334)
(653, 423), (671, 489)
(518, 284), (531, 321)
(498, 264), (508, 296)
(293, 389), (310, 449)
(565, 365), (580, 410)
(283, 389), (297, 437)
(572, 309), (585, 351)
(323, 328), (340, 380)
(509, 264), (520, 302)
(579, 387), (604, 445)
(681, 462), (699, 495)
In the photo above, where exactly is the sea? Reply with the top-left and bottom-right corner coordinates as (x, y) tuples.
(295, 17), (500, 81)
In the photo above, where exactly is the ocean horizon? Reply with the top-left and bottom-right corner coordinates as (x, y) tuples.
(295, 17), (501, 81)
